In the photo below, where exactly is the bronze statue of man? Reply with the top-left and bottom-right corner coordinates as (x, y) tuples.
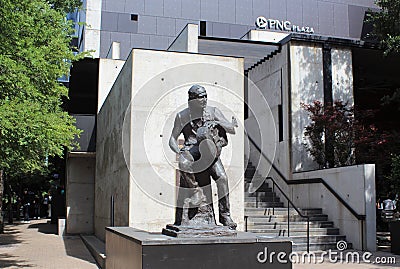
(169, 84), (238, 229)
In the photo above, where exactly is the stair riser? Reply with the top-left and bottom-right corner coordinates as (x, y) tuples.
(246, 223), (334, 229)
(292, 243), (353, 252)
(290, 236), (346, 244)
(247, 230), (340, 236)
(244, 200), (283, 206)
(245, 208), (297, 213)
(245, 208), (300, 214)
(244, 194), (276, 200)
(244, 198), (279, 204)
(244, 201), (283, 208)
(245, 215), (328, 222)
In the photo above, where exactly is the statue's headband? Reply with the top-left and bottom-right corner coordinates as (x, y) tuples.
(188, 85), (207, 100)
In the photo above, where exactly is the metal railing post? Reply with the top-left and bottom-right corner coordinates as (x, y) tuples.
(272, 181), (275, 215)
(245, 216), (248, 232)
(287, 201), (290, 237)
(110, 195), (115, 227)
(256, 191), (258, 208)
(307, 218), (310, 253)
(361, 220), (364, 251)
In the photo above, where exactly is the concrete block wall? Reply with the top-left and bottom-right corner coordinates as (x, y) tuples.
(96, 49), (245, 239)
(66, 155), (95, 234)
(127, 49), (245, 232)
(95, 53), (134, 240)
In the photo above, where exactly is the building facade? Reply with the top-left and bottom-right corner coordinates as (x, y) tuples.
(75, 0), (377, 59)
(63, 0), (396, 254)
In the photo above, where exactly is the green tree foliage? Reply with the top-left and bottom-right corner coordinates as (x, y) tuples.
(0, 0), (82, 231)
(369, 0), (400, 54)
(0, 0), (82, 176)
(387, 155), (400, 196)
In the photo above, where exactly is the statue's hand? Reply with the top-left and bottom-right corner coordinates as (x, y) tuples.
(204, 120), (218, 128)
(232, 116), (238, 128)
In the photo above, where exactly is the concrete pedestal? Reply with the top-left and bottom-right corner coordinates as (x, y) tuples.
(106, 227), (292, 269)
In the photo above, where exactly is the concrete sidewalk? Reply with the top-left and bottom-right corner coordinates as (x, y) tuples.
(1, 219), (399, 269)
(0, 219), (99, 269)
(293, 250), (400, 269)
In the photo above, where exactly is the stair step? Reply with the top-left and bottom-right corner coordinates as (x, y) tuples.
(244, 192), (275, 199)
(245, 207), (299, 215)
(247, 228), (340, 236)
(246, 222), (335, 230)
(246, 212), (328, 222)
(245, 215), (315, 222)
(301, 208), (323, 215)
(244, 208), (327, 219)
(244, 199), (283, 206)
(245, 207), (297, 213)
(257, 234), (347, 244)
(244, 194), (278, 201)
(292, 242), (353, 252)
(243, 164), (350, 252)
(244, 201), (283, 208)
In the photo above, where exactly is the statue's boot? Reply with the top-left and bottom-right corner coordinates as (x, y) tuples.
(215, 175), (237, 230)
(219, 195), (237, 230)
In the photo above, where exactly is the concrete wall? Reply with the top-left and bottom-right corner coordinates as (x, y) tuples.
(95, 53), (133, 240)
(79, 0), (102, 57)
(290, 43), (354, 172)
(331, 47), (354, 105)
(290, 41), (324, 172)
(66, 154), (95, 234)
(292, 164), (376, 251)
(246, 44), (291, 192)
(127, 49), (245, 232)
(98, 59), (125, 113)
(96, 49), (245, 239)
(244, 30), (290, 43)
(168, 24), (198, 53)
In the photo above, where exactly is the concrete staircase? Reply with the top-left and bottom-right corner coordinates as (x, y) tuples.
(244, 161), (351, 252)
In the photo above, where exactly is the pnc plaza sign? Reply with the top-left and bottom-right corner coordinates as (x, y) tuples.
(256, 16), (315, 34)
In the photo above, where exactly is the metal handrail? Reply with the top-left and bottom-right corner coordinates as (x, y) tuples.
(246, 134), (367, 252)
(246, 138), (311, 252)
(247, 135), (366, 221)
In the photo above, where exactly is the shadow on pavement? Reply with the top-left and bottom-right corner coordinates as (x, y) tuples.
(0, 225), (33, 268)
(0, 225), (23, 246)
(27, 221), (57, 235)
(0, 253), (34, 268)
(63, 237), (98, 267)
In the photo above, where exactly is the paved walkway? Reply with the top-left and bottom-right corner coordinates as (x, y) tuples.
(1, 219), (399, 269)
(0, 219), (99, 269)
(293, 250), (400, 269)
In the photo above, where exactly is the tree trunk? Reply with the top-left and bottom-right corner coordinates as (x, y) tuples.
(6, 179), (13, 224)
(0, 170), (4, 233)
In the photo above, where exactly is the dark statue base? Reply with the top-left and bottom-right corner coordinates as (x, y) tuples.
(162, 224), (236, 237)
(106, 227), (292, 269)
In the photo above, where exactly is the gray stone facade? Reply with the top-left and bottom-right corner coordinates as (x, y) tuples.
(93, 0), (377, 59)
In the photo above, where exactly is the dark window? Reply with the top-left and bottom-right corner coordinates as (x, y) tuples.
(244, 76), (248, 119)
(278, 104), (283, 142)
(131, 14), (138, 21)
(200, 21), (206, 36)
